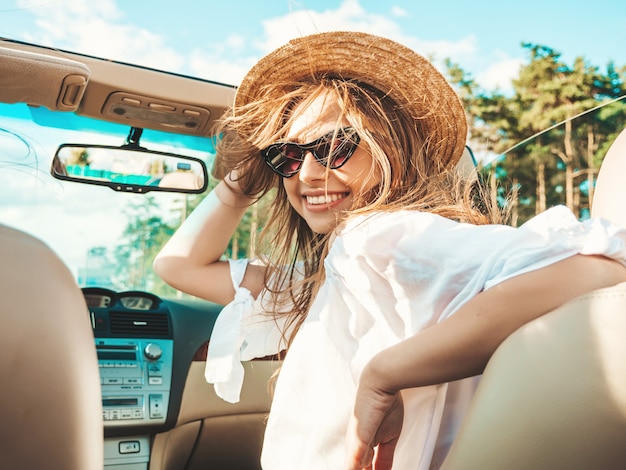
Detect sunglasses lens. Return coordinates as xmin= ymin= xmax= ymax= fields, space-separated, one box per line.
xmin=329 ymin=141 xmax=352 ymax=167
xmin=324 ymin=130 xmax=359 ymax=168
xmin=265 ymin=144 xmax=303 ymax=177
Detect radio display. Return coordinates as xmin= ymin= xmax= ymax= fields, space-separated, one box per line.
xmin=97 ymin=351 xmax=137 ymax=361
xmin=103 ymin=397 xmax=139 ymax=407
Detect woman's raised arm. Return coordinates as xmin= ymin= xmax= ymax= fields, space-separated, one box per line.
xmin=153 ymin=173 xmax=267 ymax=305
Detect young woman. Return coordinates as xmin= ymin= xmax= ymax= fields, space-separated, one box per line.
xmin=154 ymin=31 xmax=626 ymax=469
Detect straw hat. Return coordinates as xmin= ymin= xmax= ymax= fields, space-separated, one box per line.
xmin=235 ymin=31 xmax=468 ymax=169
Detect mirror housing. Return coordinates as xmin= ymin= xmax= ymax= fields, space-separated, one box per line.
xmin=51 ymin=144 xmax=208 ymax=194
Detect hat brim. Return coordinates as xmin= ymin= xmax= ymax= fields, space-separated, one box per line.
xmin=235 ymin=31 xmax=467 ymax=168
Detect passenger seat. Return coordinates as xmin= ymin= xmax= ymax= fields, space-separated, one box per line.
xmin=0 ymin=225 xmax=103 ymax=470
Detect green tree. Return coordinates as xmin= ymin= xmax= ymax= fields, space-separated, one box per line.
xmin=113 ymin=195 xmax=178 ymax=296
xmin=471 ymin=43 xmax=626 ymax=224
xmin=177 ymin=178 xmax=275 ymax=260
xmin=445 ymin=59 xmax=526 ymax=221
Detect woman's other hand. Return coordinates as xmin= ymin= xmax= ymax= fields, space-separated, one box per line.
xmin=345 ymin=363 xmax=404 ymax=470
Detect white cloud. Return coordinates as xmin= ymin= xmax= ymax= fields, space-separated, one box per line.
xmin=258 ymin=0 xmax=403 ymax=53
xmin=188 ymin=49 xmax=252 ymax=86
xmin=0 ymin=171 xmax=124 ymax=275
xmin=251 ymin=0 xmax=478 ymax=75
xmin=405 ymin=35 xmax=479 ymax=67
xmin=476 ymin=56 xmax=524 ymax=93
xmin=390 ymin=6 xmax=409 ymax=18
xmin=16 ymin=0 xmax=184 ymax=72
xmin=187 ymin=32 xmax=257 ymax=85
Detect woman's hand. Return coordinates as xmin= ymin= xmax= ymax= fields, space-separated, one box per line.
xmin=345 ymin=362 xmax=404 ymax=470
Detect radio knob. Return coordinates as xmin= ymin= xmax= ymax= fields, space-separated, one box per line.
xmin=144 ymin=343 xmax=163 ymax=361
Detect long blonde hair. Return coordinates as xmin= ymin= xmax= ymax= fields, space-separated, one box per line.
xmin=215 ymin=77 xmax=506 ymax=348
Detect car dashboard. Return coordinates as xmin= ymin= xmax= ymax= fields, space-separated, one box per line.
xmin=84 ymin=287 xmax=230 ymax=468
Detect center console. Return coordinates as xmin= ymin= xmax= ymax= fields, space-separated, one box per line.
xmin=98 ymin=338 xmax=173 ymax=427
xmin=85 ymin=288 xmax=174 ymax=470
xmin=98 ymin=338 xmax=173 ymax=469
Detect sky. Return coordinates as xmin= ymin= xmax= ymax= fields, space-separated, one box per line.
xmin=2 ymin=0 xmax=626 ymax=94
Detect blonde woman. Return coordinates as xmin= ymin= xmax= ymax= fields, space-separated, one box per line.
xmin=155 ymin=32 xmax=626 ymax=469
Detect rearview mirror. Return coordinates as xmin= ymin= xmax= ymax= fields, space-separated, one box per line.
xmin=51 ymin=144 xmax=208 ymax=194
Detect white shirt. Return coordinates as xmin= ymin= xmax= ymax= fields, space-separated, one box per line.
xmin=206 ymin=206 xmax=626 ymax=469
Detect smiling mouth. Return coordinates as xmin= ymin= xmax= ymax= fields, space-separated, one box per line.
xmin=305 ymin=193 xmax=349 ymax=205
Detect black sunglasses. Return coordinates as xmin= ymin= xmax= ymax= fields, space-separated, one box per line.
xmin=260 ymin=127 xmax=361 ymax=178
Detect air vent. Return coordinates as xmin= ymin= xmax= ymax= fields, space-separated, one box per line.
xmin=109 ymin=311 xmax=171 ymax=338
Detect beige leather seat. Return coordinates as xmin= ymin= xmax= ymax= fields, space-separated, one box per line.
xmin=0 ymin=225 xmax=103 ymax=469
xmin=591 ymin=127 xmax=626 ymax=227
xmin=442 ymin=128 xmax=626 ymax=470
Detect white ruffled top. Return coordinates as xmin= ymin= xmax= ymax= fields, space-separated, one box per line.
xmin=205 ymin=206 xmax=626 ymax=469
xmin=204 ymin=258 xmax=289 ymax=403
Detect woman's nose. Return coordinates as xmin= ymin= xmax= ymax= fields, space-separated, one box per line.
xmin=298 ymin=151 xmax=325 ymax=182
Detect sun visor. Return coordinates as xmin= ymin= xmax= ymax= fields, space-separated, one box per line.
xmin=0 ymin=46 xmax=90 ymax=111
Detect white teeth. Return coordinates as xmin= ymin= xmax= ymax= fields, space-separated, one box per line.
xmin=306 ymin=193 xmax=346 ymax=205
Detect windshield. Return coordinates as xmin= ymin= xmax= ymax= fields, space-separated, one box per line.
xmin=0 ymin=102 xmax=216 ymax=294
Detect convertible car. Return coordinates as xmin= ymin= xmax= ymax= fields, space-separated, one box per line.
xmin=1 ymin=37 xmax=625 ymax=470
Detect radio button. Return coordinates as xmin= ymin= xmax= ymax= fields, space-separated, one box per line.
xmin=104 ymin=378 xmax=123 ymax=385
xmin=149 ymin=394 xmax=164 ymax=419
xmin=144 ymin=343 xmax=163 ymax=361
xmin=119 ymin=440 xmax=141 ymax=454
xmin=148 ymin=377 xmax=163 ymax=385
xmin=124 ymin=377 xmax=143 ymax=385
xmin=147 ymin=363 xmax=162 ymax=376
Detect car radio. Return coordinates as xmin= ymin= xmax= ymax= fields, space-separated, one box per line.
xmin=96 ymin=338 xmax=173 ymax=428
